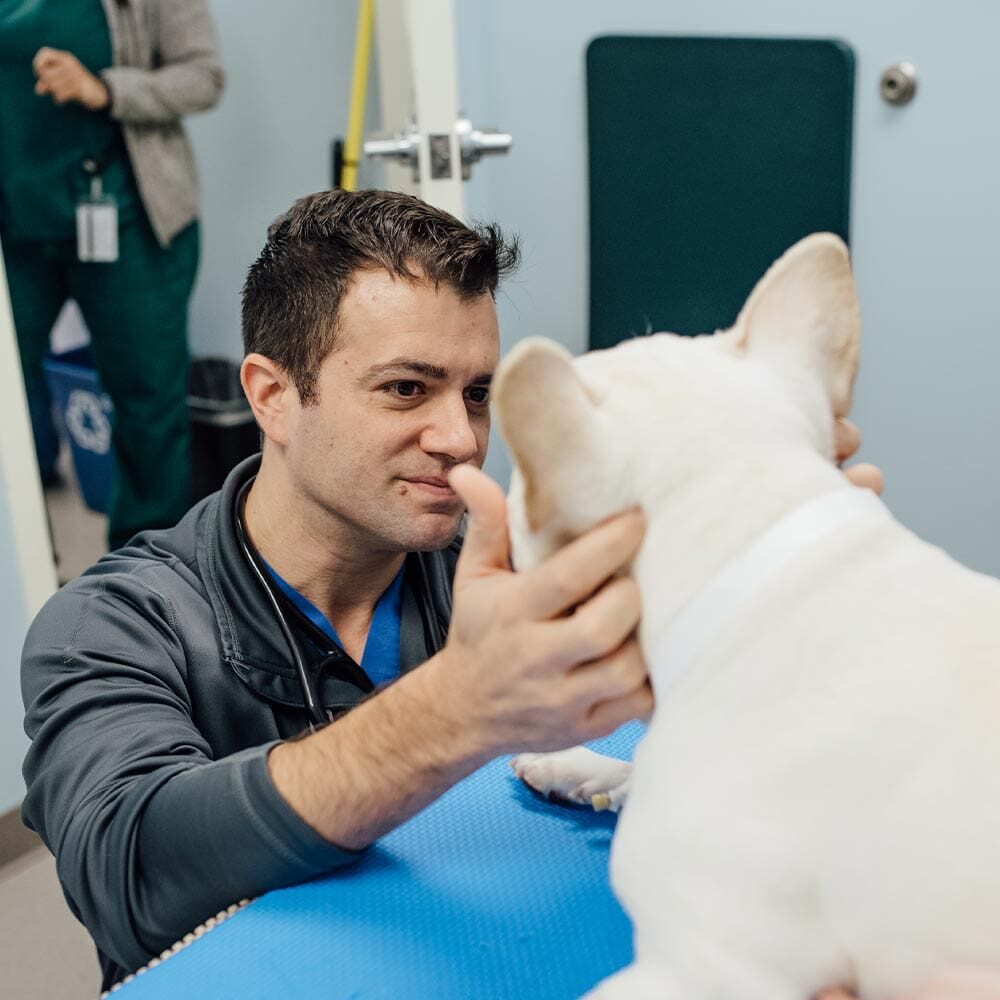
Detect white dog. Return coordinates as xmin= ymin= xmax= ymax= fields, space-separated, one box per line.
xmin=493 ymin=234 xmax=1000 ymax=1000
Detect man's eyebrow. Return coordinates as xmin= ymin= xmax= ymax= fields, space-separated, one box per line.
xmin=361 ymin=359 xmax=448 ymax=381
xmin=359 ymin=359 xmax=493 ymax=383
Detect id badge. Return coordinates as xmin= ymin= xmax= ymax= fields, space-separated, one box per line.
xmin=77 ymin=177 xmax=119 ymax=263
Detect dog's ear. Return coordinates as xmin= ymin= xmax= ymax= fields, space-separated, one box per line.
xmin=494 ymin=337 xmax=601 ymax=532
xmin=731 ymin=233 xmax=860 ymax=418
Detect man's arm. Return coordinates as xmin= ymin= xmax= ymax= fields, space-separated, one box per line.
xmin=21 ymin=578 xmax=355 ymax=976
xmin=269 ymin=421 xmax=878 ymax=849
xmin=21 ymin=466 xmax=646 ymax=974
xmin=268 ymin=464 xmax=652 ymax=849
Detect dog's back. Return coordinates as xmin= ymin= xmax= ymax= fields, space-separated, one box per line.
xmin=616 ymin=510 xmax=1000 ymax=999
xmin=495 ymin=234 xmax=1000 ymax=998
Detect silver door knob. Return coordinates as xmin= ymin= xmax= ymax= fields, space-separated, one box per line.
xmin=455 ymin=116 xmax=513 ymax=179
xmin=880 ymin=63 xmax=917 ymax=106
xmin=364 ymin=117 xmax=512 ymax=181
xmin=363 ymin=121 xmax=422 ymax=178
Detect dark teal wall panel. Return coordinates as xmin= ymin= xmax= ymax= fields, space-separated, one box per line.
xmin=587 ymin=36 xmax=855 ymax=348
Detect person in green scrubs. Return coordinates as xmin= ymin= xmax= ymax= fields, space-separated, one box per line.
xmin=0 ymin=0 xmax=223 ymax=549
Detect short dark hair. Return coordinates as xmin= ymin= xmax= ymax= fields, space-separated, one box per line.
xmin=241 ymin=189 xmax=520 ymax=402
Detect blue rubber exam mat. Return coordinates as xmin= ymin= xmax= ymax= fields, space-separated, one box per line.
xmin=113 ymin=724 xmax=643 ymax=999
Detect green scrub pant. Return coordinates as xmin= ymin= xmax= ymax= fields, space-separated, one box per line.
xmin=3 ymin=217 xmax=198 ymax=550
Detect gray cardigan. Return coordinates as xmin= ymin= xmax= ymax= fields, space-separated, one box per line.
xmin=99 ymin=0 xmax=224 ymax=246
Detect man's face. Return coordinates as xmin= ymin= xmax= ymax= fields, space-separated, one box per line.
xmin=285 ymin=268 xmax=500 ymax=554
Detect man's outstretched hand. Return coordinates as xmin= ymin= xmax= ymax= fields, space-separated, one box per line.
xmin=440 ymin=463 xmax=653 ymax=756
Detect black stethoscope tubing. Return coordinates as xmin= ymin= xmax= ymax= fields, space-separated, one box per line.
xmin=234 ymin=478 xmax=331 ymax=728
xmin=233 ymin=477 xmax=450 ymax=730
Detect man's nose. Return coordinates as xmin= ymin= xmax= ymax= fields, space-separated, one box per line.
xmin=420 ymin=396 xmax=481 ymax=463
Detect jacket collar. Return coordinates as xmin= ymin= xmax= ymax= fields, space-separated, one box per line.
xmin=197 ymin=456 xmax=459 ymax=712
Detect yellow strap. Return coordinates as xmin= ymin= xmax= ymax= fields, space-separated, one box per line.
xmin=341 ymin=0 xmax=375 ymax=191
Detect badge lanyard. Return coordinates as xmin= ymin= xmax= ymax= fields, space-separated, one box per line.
xmin=76 ymin=155 xmax=118 ymax=263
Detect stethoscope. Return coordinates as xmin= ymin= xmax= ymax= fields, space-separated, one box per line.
xmin=233 ymin=477 xmax=449 ymax=729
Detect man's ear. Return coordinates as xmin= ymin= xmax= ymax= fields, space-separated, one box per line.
xmin=493 ymin=337 xmax=602 ymax=532
xmin=730 ymin=233 xmax=860 ymax=418
xmin=240 ymin=353 xmax=296 ymax=447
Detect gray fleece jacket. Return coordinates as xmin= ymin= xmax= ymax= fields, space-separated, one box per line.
xmin=21 ymin=457 xmax=460 ymax=991
xmin=99 ymin=0 xmax=224 ymax=245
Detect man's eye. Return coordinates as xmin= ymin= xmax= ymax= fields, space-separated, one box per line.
xmin=387 ymin=381 xmax=422 ymax=398
xmin=466 ymin=386 xmax=490 ymax=405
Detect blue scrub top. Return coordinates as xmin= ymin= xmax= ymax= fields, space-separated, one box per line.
xmin=265 ymin=563 xmax=405 ymax=688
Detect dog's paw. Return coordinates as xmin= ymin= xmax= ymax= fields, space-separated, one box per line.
xmin=510 ymin=746 xmax=632 ymax=812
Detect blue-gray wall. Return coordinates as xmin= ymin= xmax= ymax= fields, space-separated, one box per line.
xmin=186 ymin=0 xmax=384 ymax=362
xmin=188 ymin=4 xmax=1000 ymax=580
xmin=181 ymin=0 xmax=1000 ymax=572
xmin=454 ymin=0 xmax=1000 ymax=575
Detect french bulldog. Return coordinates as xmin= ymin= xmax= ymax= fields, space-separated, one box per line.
xmin=494 ymin=234 xmax=1000 ymax=999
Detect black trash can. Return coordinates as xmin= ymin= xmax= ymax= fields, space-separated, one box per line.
xmin=188 ymin=357 xmax=260 ymax=503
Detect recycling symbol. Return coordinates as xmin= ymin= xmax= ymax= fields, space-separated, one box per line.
xmin=65 ymin=388 xmax=113 ymax=455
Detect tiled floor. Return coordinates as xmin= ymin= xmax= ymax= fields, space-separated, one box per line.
xmin=0 ymin=450 xmax=108 ymax=997
xmin=0 ymin=848 xmax=103 ymax=998
xmin=45 ymin=449 xmax=108 ymax=583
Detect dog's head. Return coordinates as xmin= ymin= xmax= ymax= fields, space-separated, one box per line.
xmin=493 ymin=233 xmax=860 ymax=570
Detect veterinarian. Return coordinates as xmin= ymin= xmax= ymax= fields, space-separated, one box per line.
xmin=19 ymin=189 xmax=652 ymax=990
xmin=0 ymin=0 xmax=223 ymax=548
xmin=20 ymin=189 xmax=878 ymax=993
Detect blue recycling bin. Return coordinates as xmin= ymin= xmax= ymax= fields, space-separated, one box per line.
xmin=42 ymin=348 xmax=117 ymax=514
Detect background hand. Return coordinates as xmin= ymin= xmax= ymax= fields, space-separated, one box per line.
xmin=33 ymin=47 xmax=109 ymax=110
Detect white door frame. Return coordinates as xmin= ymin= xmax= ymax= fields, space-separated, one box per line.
xmin=403 ymin=0 xmax=465 ymax=217
xmin=0 ymin=238 xmax=57 ymax=617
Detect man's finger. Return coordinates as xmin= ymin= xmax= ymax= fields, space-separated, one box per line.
xmin=844 ymin=462 xmax=884 ymax=495
xmin=582 ymin=676 xmax=653 ymax=739
xmin=571 ymin=637 xmax=648 ymax=702
xmin=834 ymin=417 xmax=861 ymax=464
xmin=448 ymin=464 xmax=511 ymax=580
xmin=548 ymin=575 xmax=641 ymax=665
xmin=518 ymin=508 xmax=645 ymax=621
